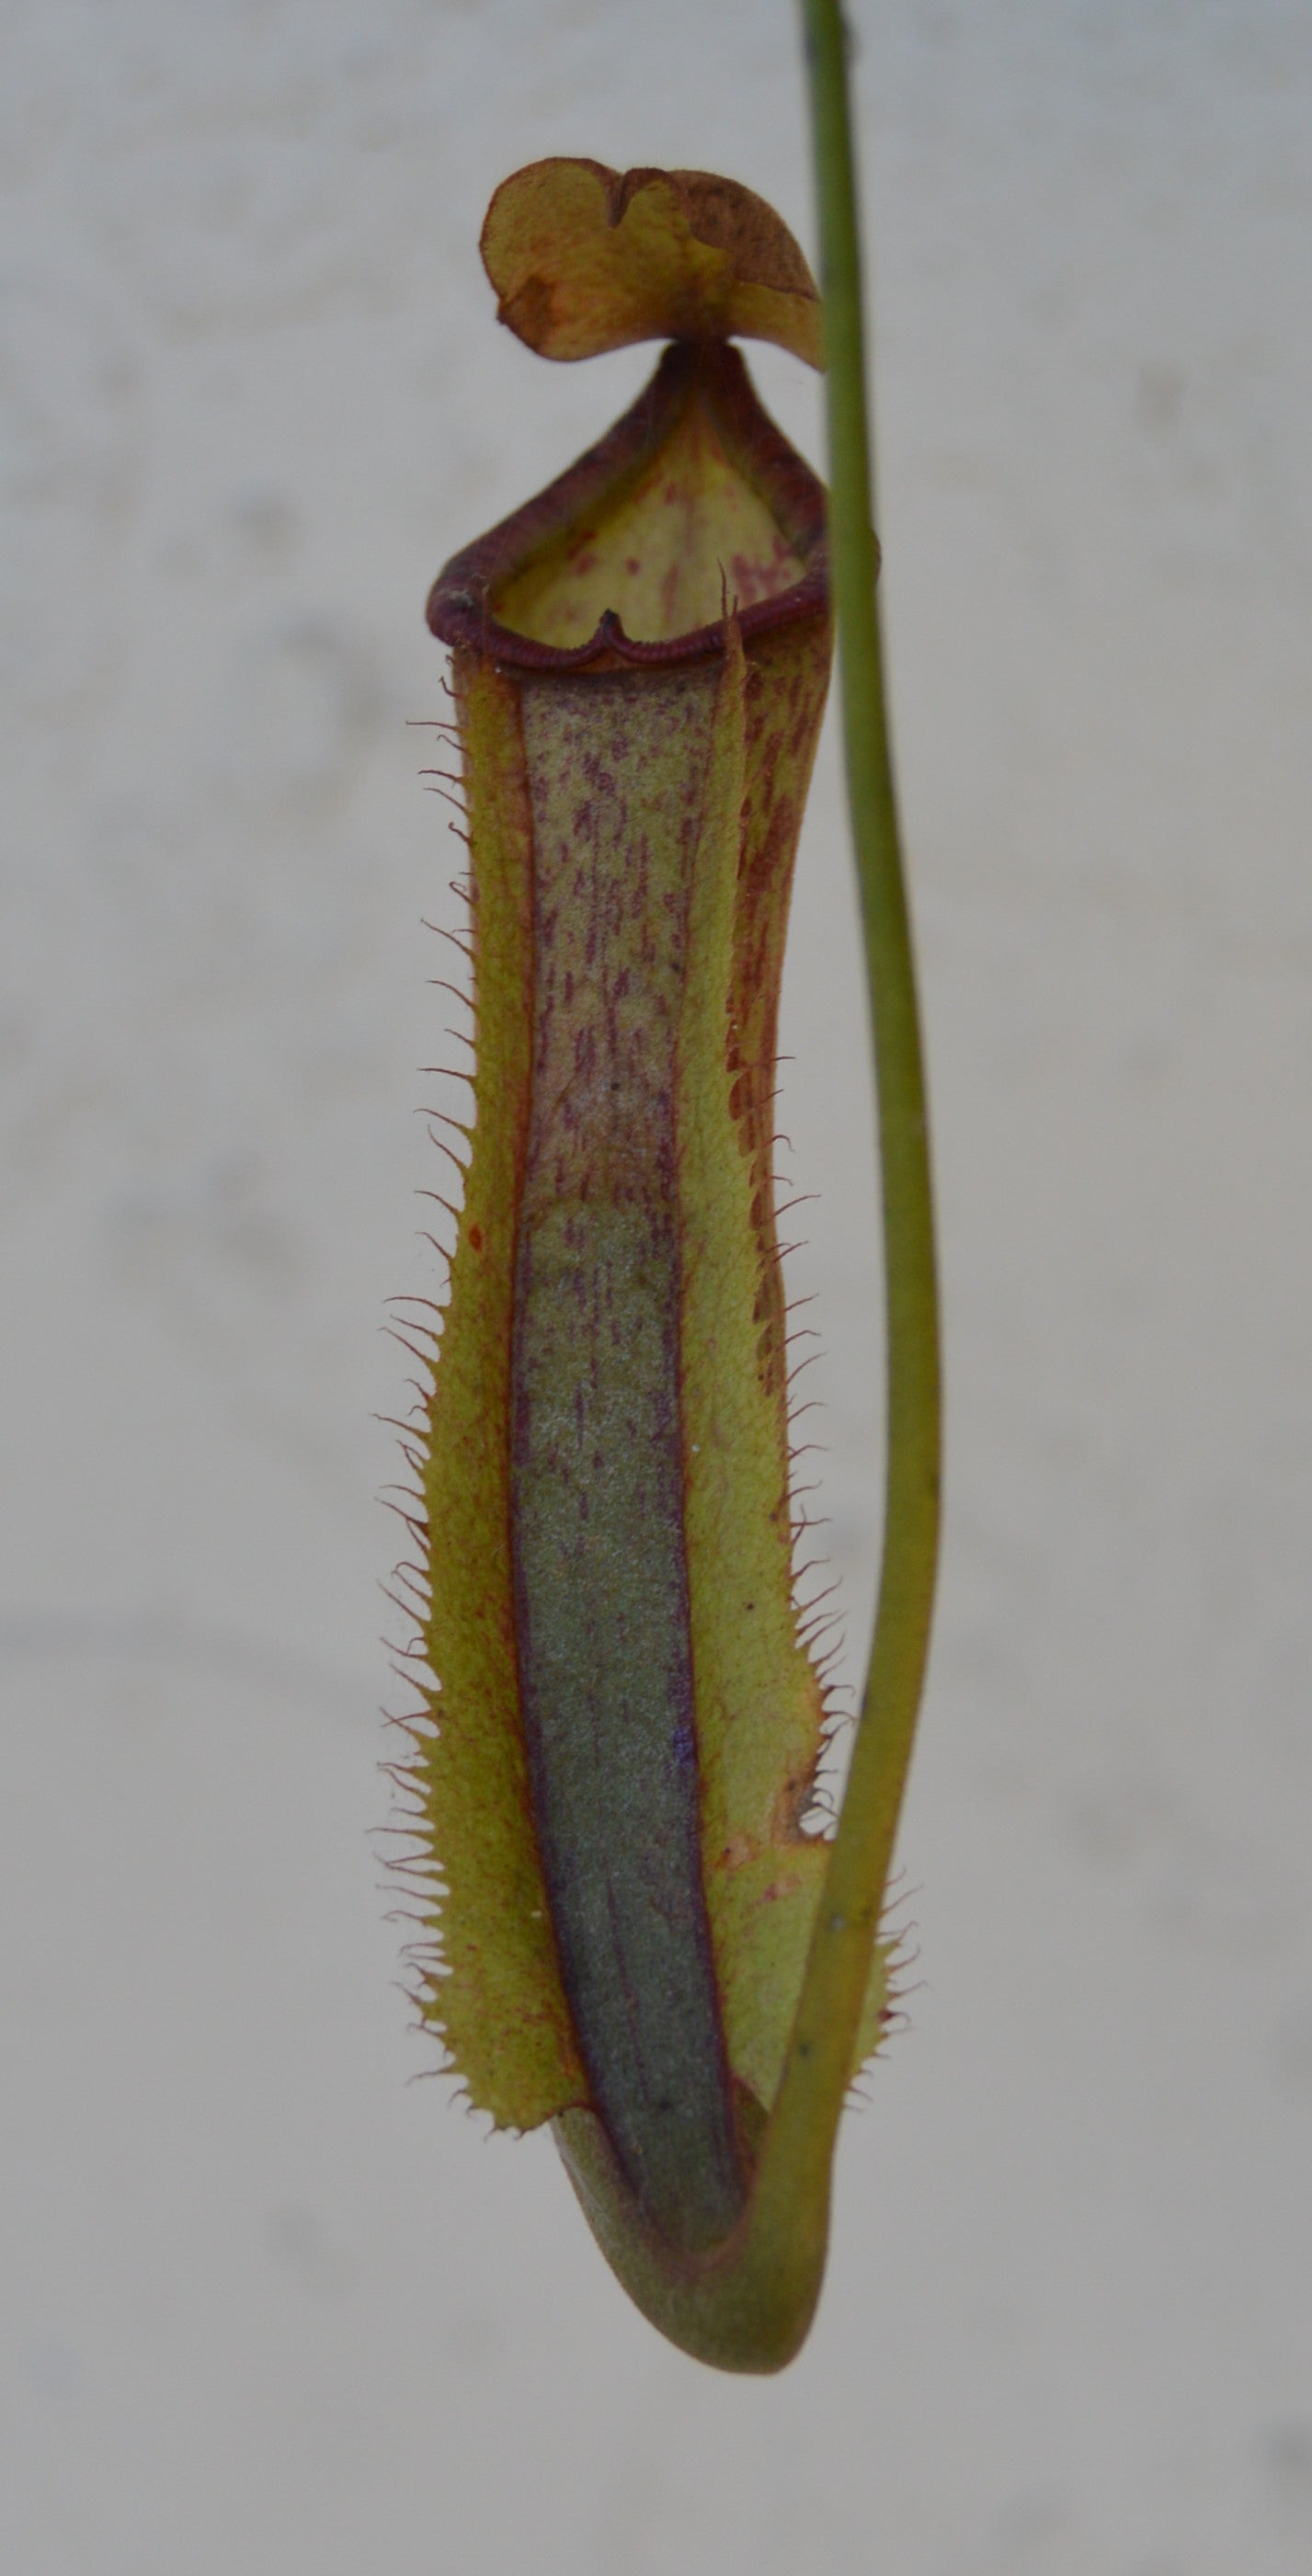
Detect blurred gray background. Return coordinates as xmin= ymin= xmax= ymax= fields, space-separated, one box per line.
xmin=3 ymin=2 xmax=1310 ymax=2570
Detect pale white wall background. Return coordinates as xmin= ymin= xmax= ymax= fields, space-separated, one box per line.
xmin=3 ymin=2 xmax=1310 ymax=2570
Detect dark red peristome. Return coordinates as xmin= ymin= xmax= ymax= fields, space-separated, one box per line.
xmin=428 ymin=338 xmax=828 ymax=673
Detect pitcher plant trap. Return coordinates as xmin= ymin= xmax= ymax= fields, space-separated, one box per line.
xmin=384 ymin=3 xmax=940 ymax=2373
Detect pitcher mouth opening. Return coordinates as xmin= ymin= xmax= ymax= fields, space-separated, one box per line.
xmin=428 ymin=338 xmax=830 ymax=675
